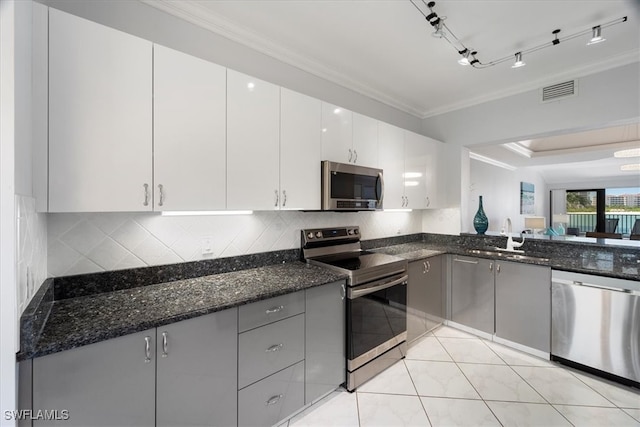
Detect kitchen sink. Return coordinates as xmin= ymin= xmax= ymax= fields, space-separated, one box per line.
xmin=466 ymin=249 xmax=549 ymax=263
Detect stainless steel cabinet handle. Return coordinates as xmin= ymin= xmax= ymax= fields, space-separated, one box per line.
xmin=143 ymin=183 xmax=149 ymax=206
xmin=406 ymin=197 xmax=409 ymax=207
xmin=158 ymin=184 xmax=164 ymax=207
xmin=341 ymin=283 xmax=346 ymax=300
xmin=353 ymin=150 xmax=358 ymax=163
xmin=489 ymin=262 xmax=493 ymax=271
xmin=161 ymin=331 xmax=168 ymax=358
xmin=282 ymin=190 xmax=287 ymax=207
xmin=496 ymin=264 xmax=501 ymax=274
xmin=453 ymin=258 xmax=479 ymax=264
xmin=265 ymin=305 xmax=284 ymax=314
xmin=274 ymin=189 xmax=279 ymax=207
xmin=266 ymin=343 xmax=284 ymax=353
xmin=348 ymin=148 xmax=353 ymax=162
xmin=266 ymin=394 xmax=283 ymax=406
xmin=426 ymin=196 xmax=430 ymax=207
xmin=144 ymin=336 xmax=151 ymax=363
xmin=425 ymin=260 xmax=431 ymax=272
xmin=423 ymin=261 xmax=427 ymax=274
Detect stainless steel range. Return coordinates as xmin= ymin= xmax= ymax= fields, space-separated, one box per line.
xmin=301 ymin=226 xmax=408 ymax=391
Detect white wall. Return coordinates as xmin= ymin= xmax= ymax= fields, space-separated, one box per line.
xmin=469 ymin=160 xmax=548 ymax=234
xmin=421 ymin=62 xmax=640 ymax=231
xmin=47 ymin=210 xmax=422 ymax=277
xmin=0 ymin=0 xmax=18 ymax=420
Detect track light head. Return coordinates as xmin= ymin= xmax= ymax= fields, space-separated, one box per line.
xmin=587 ymin=25 xmax=606 ymax=45
xmin=511 ymin=52 xmax=526 ymax=68
xmin=457 ymin=49 xmax=471 ymax=65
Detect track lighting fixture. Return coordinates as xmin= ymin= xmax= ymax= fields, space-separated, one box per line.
xmin=409 ymin=0 xmax=628 ymax=69
xmin=511 ymin=52 xmax=526 ymax=68
xmin=587 ymin=25 xmax=606 ymax=45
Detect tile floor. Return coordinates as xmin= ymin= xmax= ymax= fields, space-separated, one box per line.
xmin=284 ymin=326 xmax=640 ymax=426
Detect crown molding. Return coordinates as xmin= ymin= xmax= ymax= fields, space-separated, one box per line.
xmin=141 ymin=0 xmax=425 ymax=117
xmin=142 ymin=1 xmax=638 ymax=121
xmin=420 ymin=50 xmax=640 ymax=118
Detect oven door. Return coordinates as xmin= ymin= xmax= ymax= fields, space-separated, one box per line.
xmin=347 ymin=273 xmax=408 ymax=370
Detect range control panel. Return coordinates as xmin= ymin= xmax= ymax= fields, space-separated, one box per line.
xmin=301 ymin=226 xmax=360 ymax=245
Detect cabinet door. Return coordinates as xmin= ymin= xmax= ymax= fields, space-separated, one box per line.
xmin=321 ymin=102 xmax=353 ymax=163
xmin=408 ymin=260 xmax=429 ymax=343
xmin=227 ymin=70 xmax=280 ymax=210
xmin=156 ymin=309 xmax=238 ymax=427
xmin=352 ymin=113 xmax=378 ymax=167
xmin=378 ymin=122 xmax=405 ymax=208
xmin=280 ymin=88 xmax=322 ymax=210
xmin=423 ymin=256 xmax=444 ymax=329
xmin=33 ymin=330 xmax=155 ymax=426
xmin=403 ymin=131 xmax=429 ymax=209
xmin=153 ymin=45 xmax=226 ymax=211
xmin=496 ymin=262 xmax=551 ymax=352
xmin=451 ymin=256 xmax=494 ymax=334
xmin=305 ymin=281 xmax=346 ymax=404
xmin=423 ymin=136 xmax=443 ymax=209
xmin=48 ymin=9 xmax=152 ymax=212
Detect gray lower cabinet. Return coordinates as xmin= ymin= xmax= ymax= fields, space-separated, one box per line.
xmin=238 ymin=313 xmax=305 ymax=389
xmin=238 ymin=361 xmax=305 ymax=427
xmin=33 ymin=330 xmax=156 ymax=427
xmin=407 ymin=256 xmax=444 ymax=343
xmin=32 ymin=309 xmax=238 ymax=427
xmin=156 ymin=309 xmax=238 ymax=427
xmin=451 ymin=256 xmax=494 ymax=334
xmin=495 ymin=261 xmax=551 ymax=352
xmin=305 ymin=281 xmax=345 ymax=404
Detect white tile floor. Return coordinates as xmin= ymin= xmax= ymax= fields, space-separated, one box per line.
xmin=284 ymin=326 xmax=640 ymax=427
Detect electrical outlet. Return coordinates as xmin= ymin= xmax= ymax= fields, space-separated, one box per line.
xmin=201 ymin=237 xmax=214 ymax=255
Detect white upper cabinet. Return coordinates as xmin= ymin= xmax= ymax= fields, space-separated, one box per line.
xmin=227 ymin=70 xmax=280 ymax=210
xmin=352 ymin=113 xmax=379 ymax=167
xmin=378 ymin=122 xmax=405 ymax=209
xmin=321 ymin=102 xmax=353 ymax=164
xmin=48 ymin=9 xmax=152 ymax=212
xmin=280 ymin=89 xmax=322 ymax=210
xmin=404 ymin=131 xmax=430 ymax=209
xmin=153 ymin=45 xmax=226 ymax=211
xmin=321 ymin=104 xmax=378 ymax=167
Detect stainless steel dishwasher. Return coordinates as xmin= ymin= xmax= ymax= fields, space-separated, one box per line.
xmin=551 ymin=270 xmax=640 ymax=385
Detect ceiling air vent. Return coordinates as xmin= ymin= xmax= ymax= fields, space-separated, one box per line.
xmin=541 ymin=80 xmax=576 ymax=102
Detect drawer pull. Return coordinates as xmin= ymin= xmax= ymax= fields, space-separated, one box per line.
xmin=266 ymin=394 xmax=283 ymax=406
xmin=265 ymin=305 xmax=284 ymax=314
xmin=266 ymin=343 xmax=284 ymax=353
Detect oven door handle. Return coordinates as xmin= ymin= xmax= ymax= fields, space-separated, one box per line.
xmin=348 ymin=274 xmax=408 ymax=299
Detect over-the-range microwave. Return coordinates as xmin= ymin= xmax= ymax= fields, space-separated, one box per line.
xmin=321 ymin=161 xmax=384 ymax=211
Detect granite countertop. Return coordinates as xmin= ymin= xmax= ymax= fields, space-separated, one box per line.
xmin=18 ymin=262 xmax=346 ymax=361
xmin=372 ymin=242 xmax=640 ymax=280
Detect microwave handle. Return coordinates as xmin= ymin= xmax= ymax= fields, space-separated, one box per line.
xmin=377 ymin=172 xmax=384 ymax=206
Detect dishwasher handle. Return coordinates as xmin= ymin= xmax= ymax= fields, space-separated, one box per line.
xmin=554 ymin=278 xmax=636 ymax=295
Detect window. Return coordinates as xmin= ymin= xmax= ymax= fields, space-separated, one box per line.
xmin=565 ymin=187 xmax=640 ymax=235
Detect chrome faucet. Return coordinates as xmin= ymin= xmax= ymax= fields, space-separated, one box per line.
xmin=500 ymin=217 xmax=525 ymax=252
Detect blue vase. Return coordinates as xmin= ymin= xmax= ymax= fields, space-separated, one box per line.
xmin=473 ymin=196 xmax=489 ymax=234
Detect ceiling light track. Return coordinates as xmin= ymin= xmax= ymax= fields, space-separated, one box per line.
xmin=410 ymin=0 xmax=628 ymax=69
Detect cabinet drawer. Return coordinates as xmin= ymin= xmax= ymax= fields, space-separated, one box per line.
xmin=238 ymin=314 xmax=305 ymax=389
xmin=239 ymin=291 xmax=305 ymax=332
xmin=238 ymin=361 xmax=305 ymax=427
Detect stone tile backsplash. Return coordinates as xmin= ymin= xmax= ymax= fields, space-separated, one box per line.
xmin=16 ymin=195 xmax=48 ymax=314
xmin=47 ymin=210 xmax=422 ymax=277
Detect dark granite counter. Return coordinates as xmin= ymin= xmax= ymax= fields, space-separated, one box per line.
xmin=370 ymin=235 xmax=640 ymax=281
xmin=19 ymin=231 xmax=638 ymax=362
xmin=18 ymin=262 xmax=345 ymax=361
